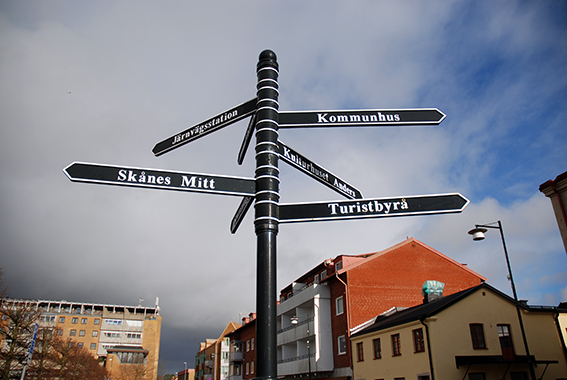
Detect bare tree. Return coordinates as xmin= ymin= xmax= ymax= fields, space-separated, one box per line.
xmin=0 ymin=298 xmax=40 ymax=379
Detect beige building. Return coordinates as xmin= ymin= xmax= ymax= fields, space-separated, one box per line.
xmin=350 ymin=283 xmax=567 ymax=380
xmin=2 ymin=298 xmax=162 ymax=380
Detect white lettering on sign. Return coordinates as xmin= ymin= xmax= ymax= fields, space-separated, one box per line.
xmin=181 ymin=176 xmax=216 ymax=189
xmin=327 ymin=199 xmax=409 ymax=215
xmin=117 ymin=170 xmax=171 ymax=185
xmin=172 ymin=110 xmax=238 ymax=145
xmin=282 ymin=146 xmax=357 ymax=198
xmin=282 ymin=146 xmax=328 ymax=181
xmin=317 ymin=112 xmax=401 ymax=124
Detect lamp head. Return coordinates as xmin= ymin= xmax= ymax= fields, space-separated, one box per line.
xmin=468 ymin=227 xmax=487 ymax=241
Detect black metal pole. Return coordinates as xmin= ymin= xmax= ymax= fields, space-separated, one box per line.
xmin=476 ymin=221 xmax=537 ymax=380
xmin=254 ymin=50 xmax=279 ymax=380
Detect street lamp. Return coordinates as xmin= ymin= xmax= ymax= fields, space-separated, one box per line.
xmin=468 ymin=220 xmax=536 ymax=380
xmin=184 ymin=361 xmax=187 ymax=380
xmin=290 ymin=315 xmax=312 ymax=380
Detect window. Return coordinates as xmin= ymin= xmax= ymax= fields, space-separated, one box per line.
xmin=57 ymin=329 xmax=63 ymax=336
xmin=70 ymin=329 xmax=76 ymax=336
xmin=356 ymin=342 xmax=364 ymax=361
xmin=314 ymin=274 xmax=319 ymax=284
xmin=251 ymin=338 xmax=254 ymax=350
xmin=498 ymin=324 xmax=515 ymax=360
xmin=338 ymin=335 xmax=346 ymax=355
xmin=321 ymin=270 xmax=327 ymax=280
xmin=335 ymin=261 xmax=343 ymax=270
xmin=94 ymin=319 xmax=100 ymax=325
xmin=79 ymin=330 xmax=85 ymax=337
xmin=391 ymin=334 xmax=401 ymax=356
xmin=92 ymin=331 xmax=98 ymax=337
xmin=105 ymin=319 xmax=122 ymax=326
xmin=78 ymin=342 xmax=83 ymax=348
xmin=246 ymin=340 xmax=250 ymax=352
xmin=59 ymin=317 xmax=65 ymax=323
xmin=90 ymin=343 xmax=96 ymax=350
xmin=336 ymin=296 xmax=344 ymax=315
xmin=72 ymin=317 xmax=78 ymax=324
xmin=251 ymin=361 xmax=254 ymax=374
xmin=413 ymin=328 xmax=425 ymax=353
xmin=372 ymin=338 xmax=381 ymax=359
xmin=470 ymin=324 xmax=486 ymax=349
xmin=81 ymin=318 xmax=87 ymax=324
xmin=246 ymin=362 xmax=249 ymax=375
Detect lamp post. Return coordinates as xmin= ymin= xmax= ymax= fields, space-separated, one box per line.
xmin=468 ymin=220 xmax=536 ymax=380
xmin=184 ymin=361 xmax=187 ymax=380
xmin=291 ymin=315 xmax=312 ymax=380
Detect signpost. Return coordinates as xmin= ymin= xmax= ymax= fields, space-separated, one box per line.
xmin=64 ymin=50 xmax=463 ymax=380
xmin=279 ymin=193 xmax=469 ymax=223
xmin=64 ymin=162 xmax=255 ymax=197
xmin=279 ymin=108 xmax=445 ymax=128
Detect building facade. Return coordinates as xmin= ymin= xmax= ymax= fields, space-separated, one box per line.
xmin=350 ymin=283 xmax=567 ymax=380
xmin=227 ymin=313 xmax=257 ymax=380
xmin=1 ymin=298 xmax=161 ymax=379
xmin=266 ymin=237 xmax=486 ymax=380
xmin=540 ymin=170 xmax=567 ymax=254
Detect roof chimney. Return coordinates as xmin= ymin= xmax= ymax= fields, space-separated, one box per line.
xmin=422 ymin=280 xmax=445 ymax=303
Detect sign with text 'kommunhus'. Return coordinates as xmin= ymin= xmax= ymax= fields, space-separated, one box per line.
xmin=279 ymin=108 xmax=445 ymax=128
xmin=64 ymin=162 xmax=255 ymax=197
xmin=279 ymin=193 xmax=469 ymax=223
xmin=277 ymin=141 xmax=363 ymax=199
xmin=153 ymin=98 xmax=257 ymax=156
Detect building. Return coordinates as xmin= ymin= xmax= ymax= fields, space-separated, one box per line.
xmin=540 ymin=170 xmax=567 ymax=254
xmin=214 ymin=321 xmax=242 ymax=380
xmin=177 ymin=368 xmax=196 ymax=380
xmin=350 ymin=282 xmax=567 ymax=380
xmin=1 ymin=298 xmax=161 ymax=379
xmin=195 ymin=339 xmax=217 ymax=380
xmin=194 ymin=321 xmax=242 ymax=380
xmin=227 ymin=313 xmax=257 ymax=380
xmin=229 ymin=237 xmax=485 ymax=380
xmin=229 ymin=313 xmax=257 ymax=380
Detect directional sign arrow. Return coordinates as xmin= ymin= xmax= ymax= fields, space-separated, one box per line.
xmin=64 ymin=162 xmax=255 ymax=197
xmin=231 ymin=196 xmax=254 ymax=234
xmin=153 ymin=98 xmax=257 ymax=156
xmin=279 ymin=108 xmax=445 ymax=128
xmin=279 ymin=193 xmax=469 ymax=223
xmin=277 ymin=141 xmax=363 ymax=199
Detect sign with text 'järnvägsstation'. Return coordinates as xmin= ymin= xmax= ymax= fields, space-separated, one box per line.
xmin=64 ymin=162 xmax=255 ymax=197
xmin=279 ymin=108 xmax=445 ymax=128
xmin=152 ymin=98 xmax=257 ymax=156
xmin=279 ymin=193 xmax=469 ymax=223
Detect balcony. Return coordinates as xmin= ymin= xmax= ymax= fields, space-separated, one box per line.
xmin=229 ymin=350 xmax=243 ymax=362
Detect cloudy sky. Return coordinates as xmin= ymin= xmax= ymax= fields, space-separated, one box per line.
xmin=1 ymin=0 xmax=566 ymax=375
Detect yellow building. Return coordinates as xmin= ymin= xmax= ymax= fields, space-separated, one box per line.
xmin=350 ymin=283 xmax=567 ymax=380
xmin=3 ymin=298 xmax=162 ymax=380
